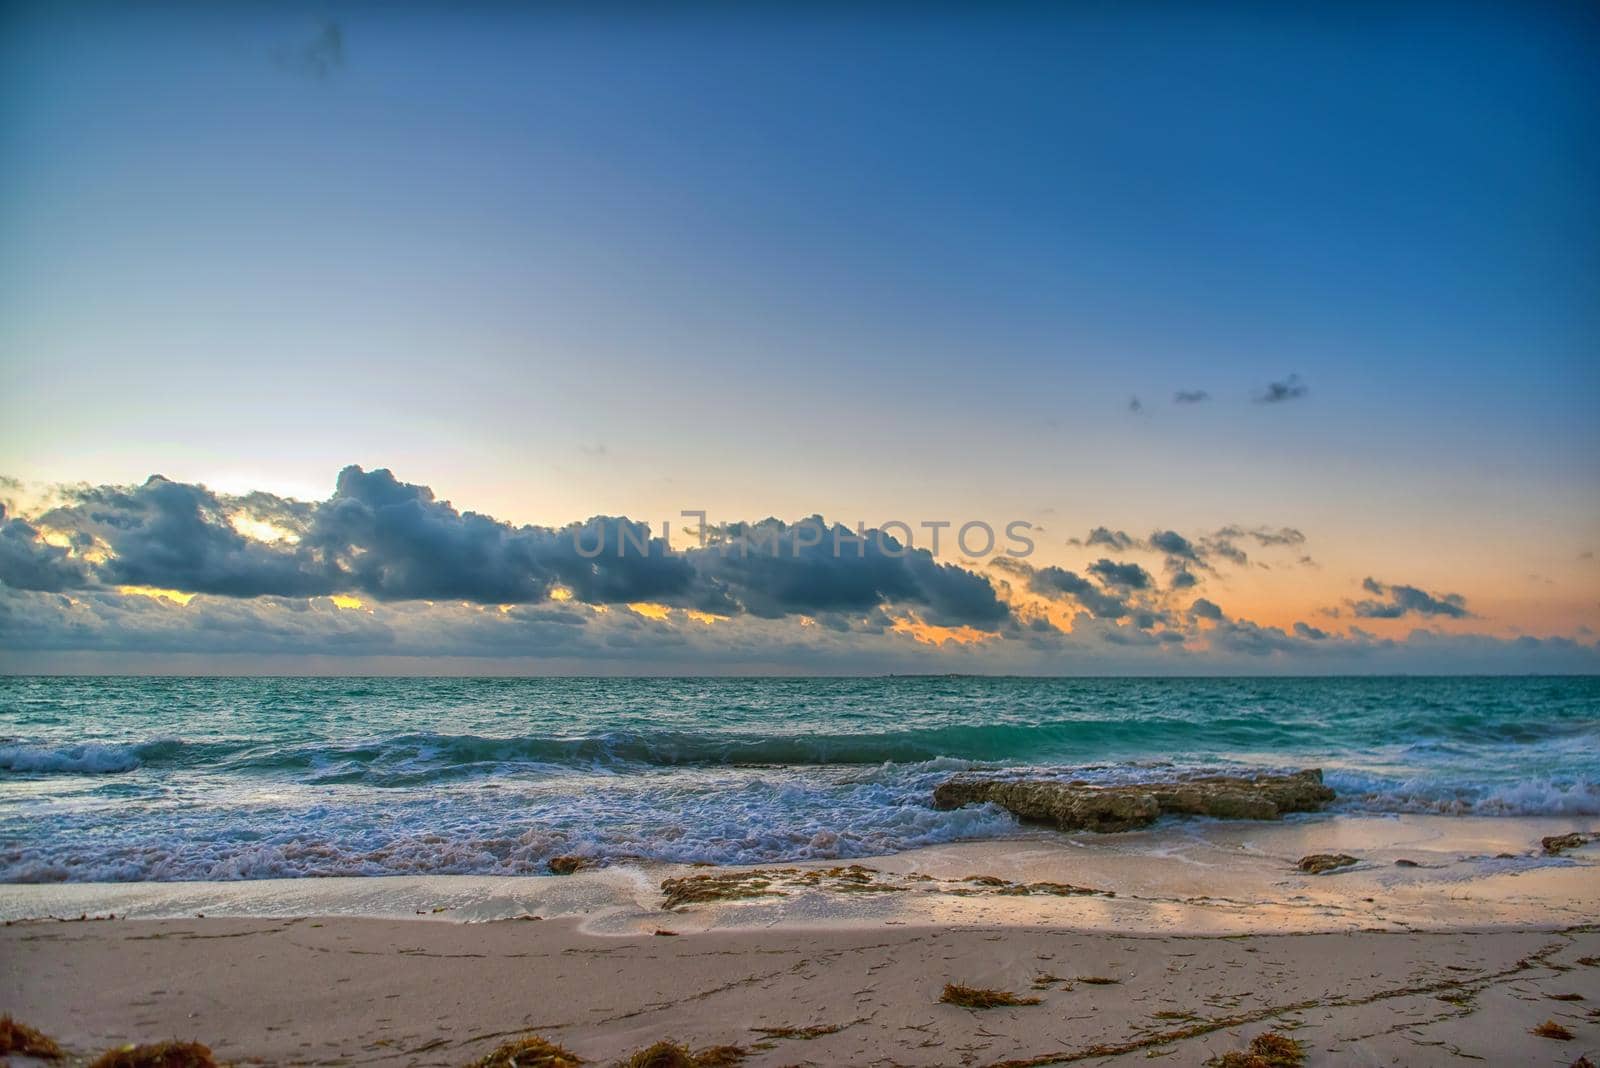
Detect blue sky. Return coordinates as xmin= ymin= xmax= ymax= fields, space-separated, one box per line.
xmin=2 ymin=2 xmax=1597 ymax=672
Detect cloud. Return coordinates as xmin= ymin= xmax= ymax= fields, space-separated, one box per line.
xmin=693 ymin=517 xmax=1010 ymax=628
xmin=1208 ymin=617 xmax=1306 ymax=655
xmin=1217 ymin=525 xmax=1307 ymax=549
xmin=1127 ymin=395 xmax=1144 ymax=414
xmin=1148 ymin=530 xmax=1200 ymax=562
xmin=0 ymin=505 xmax=92 ymax=592
xmin=1063 ymin=524 xmax=1311 ymax=585
xmin=1350 ymin=577 xmax=1472 ymax=619
xmin=1080 ymin=527 xmax=1136 ymax=551
xmin=43 ymin=476 xmax=336 ymax=599
xmin=1027 ymin=566 xmax=1129 ymax=620
xmin=1086 ymin=558 xmax=1153 ymax=590
xmin=1254 ymin=374 xmax=1308 ymax=404
xmin=8 ymin=467 xmax=1012 ymax=631
xmin=274 ymin=19 xmax=344 ymax=80
xmin=1199 ymin=533 xmax=1249 ymax=566
xmin=6 ymin=467 xmax=1593 ymax=675
xmin=1173 ymin=390 xmax=1210 ymax=404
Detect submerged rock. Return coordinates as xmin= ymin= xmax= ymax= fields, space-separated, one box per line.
xmin=931 ymin=769 xmax=1334 ymax=833
xmin=1296 ymin=853 xmax=1358 ymax=874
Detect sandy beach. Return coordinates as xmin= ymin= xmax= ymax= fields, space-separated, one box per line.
xmin=4 ymin=816 xmax=1597 ymax=1066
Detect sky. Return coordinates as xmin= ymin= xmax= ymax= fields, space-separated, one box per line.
xmin=1 ymin=1 xmax=1597 ymax=674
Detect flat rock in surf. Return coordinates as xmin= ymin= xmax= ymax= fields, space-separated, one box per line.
xmin=931 ymin=769 xmax=1336 ymax=832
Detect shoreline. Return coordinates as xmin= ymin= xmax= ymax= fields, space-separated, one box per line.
xmin=5 ymin=814 xmax=1596 ymax=1065
xmin=4 ymin=813 xmax=1595 ymax=934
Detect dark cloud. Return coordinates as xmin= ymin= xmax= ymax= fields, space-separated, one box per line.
xmin=1027 ymin=566 xmax=1129 ymax=619
xmin=1080 ymin=527 xmax=1136 ymax=551
xmin=1293 ymin=621 xmax=1330 ymax=640
xmin=1351 ymin=577 xmax=1471 ymax=619
xmin=1199 ymin=533 xmax=1249 ymax=566
xmin=1254 ymin=374 xmax=1308 ymax=404
xmin=7 ymin=467 xmax=1011 ymax=630
xmin=1189 ymin=598 xmax=1224 ymax=621
xmin=693 ymin=517 xmax=1009 ymax=628
xmin=1087 ymin=558 xmax=1153 ymax=590
xmin=0 ymin=505 xmax=92 ymax=592
xmin=1173 ymin=390 xmax=1210 ymax=404
xmin=45 ymin=476 xmax=337 ymax=598
xmin=1168 ymin=568 xmax=1198 ymax=590
xmin=1127 ymin=395 xmax=1144 ymax=414
xmin=1209 ymin=617 xmax=1305 ymax=655
xmin=1148 ymin=530 xmax=1200 ymax=562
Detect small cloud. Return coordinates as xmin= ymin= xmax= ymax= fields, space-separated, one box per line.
xmin=1189 ymin=598 xmax=1223 ymax=621
xmin=1127 ymin=395 xmax=1144 ymax=414
xmin=275 ymin=19 xmax=344 ymax=80
xmin=1077 ymin=527 xmax=1135 ymax=551
xmin=1149 ymin=529 xmax=1200 ymax=562
xmin=1173 ymin=390 xmax=1209 ymax=405
xmin=1350 ymin=576 xmax=1471 ymax=619
xmin=1254 ymin=374 xmax=1308 ymax=404
xmin=1087 ymin=558 xmax=1153 ymax=590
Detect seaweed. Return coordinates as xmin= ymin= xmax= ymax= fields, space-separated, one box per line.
xmin=465 ymin=1035 xmax=584 ymax=1067
xmin=940 ymin=983 xmax=1042 ymax=1008
xmin=1206 ymin=1032 xmax=1305 ymax=1068
xmin=1023 ymin=882 xmax=1113 ymax=898
xmin=659 ymin=873 xmax=782 ymax=910
xmin=621 ymin=1040 xmax=747 ymax=1067
xmin=752 ymin=1024 xmax=846 ymax=1040
xmin=1531 ymin=1019 xmax=1575 ymax=1041
xmin=1076 ymin=976 xmax=1120 ymax=985
xmin=87 ymin=1041 xmax=218 ymax=1068
xmin=0 ymin=1016 xmax=64 ymax=1060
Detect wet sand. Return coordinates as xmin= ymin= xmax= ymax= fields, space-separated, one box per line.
xmin=3 ymin=815 xmax=1597 ymax=1066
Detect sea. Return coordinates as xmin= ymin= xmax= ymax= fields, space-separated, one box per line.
xmin=1 ymin=675 xmax=1595 ymax=883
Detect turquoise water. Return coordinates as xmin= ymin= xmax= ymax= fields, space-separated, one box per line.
xmin=1 ymin=676 xmax=1595 ymax=882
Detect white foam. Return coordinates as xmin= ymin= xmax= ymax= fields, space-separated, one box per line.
xmin=0 ymin=742 xmax=142 ymax=775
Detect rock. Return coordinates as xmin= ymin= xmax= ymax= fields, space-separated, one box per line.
xmin=547 ymin=855 xmax=594 ymax=875
xmin=931 ymin=769 xmax=1334 ymax=833
xmin=1297 ymin=853 xmax=1358 ymax=874
xmin=1541 ymin=832 xmax=1599 ymax=856
xmin=1394 ymin=858 xmax=1420 ymax=867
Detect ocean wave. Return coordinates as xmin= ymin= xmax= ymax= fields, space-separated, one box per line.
xmin=0 ymin=720 xmax=1316 ymax=780
xmin=0 ymin=742 xmax=144 ymax=775
xmin=1327 ymin=771 xmax=1600 ymax=817
xmin=0 ymin=773 xmax=1021 ymax=882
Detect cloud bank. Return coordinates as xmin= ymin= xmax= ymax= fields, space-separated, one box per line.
xmin=1 ymin=466 xmax=1593 ymax=674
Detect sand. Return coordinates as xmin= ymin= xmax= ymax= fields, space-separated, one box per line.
xmin=3 ymin=815 xmax=1597 ymax=1066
